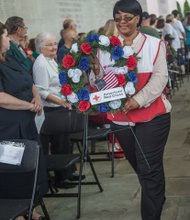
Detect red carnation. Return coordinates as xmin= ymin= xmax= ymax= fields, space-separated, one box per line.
xmin=78 ymin=100 xmax=91 ymax=112
xmin=80 ymin=42 xmax=92 ymax=55
xmin=110 ymin=36 xmax=121 ymax=46
xmin=126 ymin=55 xmax=138 ymax=70
xmin=62 ymin=55 xmax=76 ymax=69
xmin=61 ymin=84 xmax=72 ymax=96
xmin=116 ymin=74 xmax=127 ymax=86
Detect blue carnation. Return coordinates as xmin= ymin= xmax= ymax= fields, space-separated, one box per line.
xmin=112 ymin=46 xmax=124 ymax=60
xmin=98 ymin=104 xmax=110 ymax=113
xmin=59 ymin=71 xmax=67 ymax=85
xmin=78 ymin=56 xmax=90 ymax=71
xmin=128 ymin=71 xmax=138 ymax=84
xmin=77 ymin=88 xmax=90 ymax=101
xmin=87 ymin=34 xmax=99 ymax=42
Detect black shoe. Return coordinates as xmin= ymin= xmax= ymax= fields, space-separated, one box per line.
xmin=55 ymin=179 xmax=76 ymax=189
xmin=69 ymin=173 xmax=86 ymax=181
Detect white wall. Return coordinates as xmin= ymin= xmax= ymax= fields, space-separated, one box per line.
xmin=146 ymin=1 xmax=159 ymax=15
xmin=146 ymin=0 xmax=177 ymax=16
xmin=0 ymin=0 xmax=178 ymax=40
xmin=0 ymin=0 xmax=118 ymax=40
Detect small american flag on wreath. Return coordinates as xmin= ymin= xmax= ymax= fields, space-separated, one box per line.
xmin=95 ymin=70 xmax=118 ymax=91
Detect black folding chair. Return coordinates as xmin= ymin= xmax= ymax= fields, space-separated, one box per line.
xmin=0 ymin=139 xmax=50 ymax=220
xmin=70 ymin=126 xmax=117 ymax=177
xmin=40 ymin=110 xmax=103 ymax=219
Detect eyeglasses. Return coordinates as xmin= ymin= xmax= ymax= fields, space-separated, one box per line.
xmin=44 ymin=42 xmax=57 ymax=47
xmin=19 ymin=26 xmax=28 ymax=30
xmin=115 ymin=15 xmax=136 ymax=23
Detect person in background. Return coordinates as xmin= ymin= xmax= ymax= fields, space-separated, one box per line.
xmin=156 ymin=17 xmax=173 ymax=39
xmin=164 ymin=34 xmax=177 ymax=65
xmin=102 ymin=19 xmax=118 ymax=37
xmin=20 ymin=35 xmax=30 ymax=51
xmin=171 ymin=9 xmax=186 ymax=47
xmin=150 ymin=13 xmax=157 ymax=28
xmin=78 ymin=32 xmax=87 ymax=40
xmin=183 ymin=11 xmax=190 ymax=72
xmin=20 ymin=35 xmax=34 ymax=61
xmin=57 ymin=18 xmax=77 ymax=51
xmin=28 ymin=38 xmax=39 ymax=60
xmin=5 ymin=16 xmax=33 ymax=75
xmin=98 ymin=26 xmax=104 ymax=35
xmin=183 ymin=12 xmax=190 ymax=51
xmin=98 ymin=0 xmax=171 ymax=219
xmin=140 ymin=11 xmax=160 ymax=38
xmin=0 ymin=21 xmax=46 ymax=220
xmin=33 ymin=32 xmax=85 ymax=189
xmin=165 ymin=14 xmax=181 ymax=52
xmin=57 ymin=29 xmax=78 ymax=64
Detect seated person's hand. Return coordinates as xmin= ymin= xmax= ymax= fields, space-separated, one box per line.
xmin=60 ymin=99 xmax=72 ymax=110
xmin=31 ymin=95 xmax=43 ymax=114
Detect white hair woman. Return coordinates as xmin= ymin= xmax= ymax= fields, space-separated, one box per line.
xmin=34 ymin=32 xmax=70 ymax=108
xmin=33 ymin=32 xmax=84 ymax=189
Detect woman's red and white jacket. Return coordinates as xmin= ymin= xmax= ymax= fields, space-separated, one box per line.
xmin=98 ymin=32 xmax=172 ymax=124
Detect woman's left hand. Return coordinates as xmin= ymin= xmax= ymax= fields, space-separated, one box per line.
xmin=60 ymin=99 xmax=72 ymax=110
xmin=123 ymin=97 xmax=140 ymax=113
xmin=31 ymin=95 xmax=43 ymax=115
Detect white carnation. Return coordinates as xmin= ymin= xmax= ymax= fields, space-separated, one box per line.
xmin=125 ymin=82 xmax=136 ymax=95
xmin=68 ymin=69 xmax=75 ymax=78
xmin=71 ymin=68 xmax=82 ymax=83
xmin=115 ymin=66 xmax=128 ymax=75
xmin=122 ymin=46 xmax=134 ymax=59
xmin=73 ymin=68 xmax=82 ymax=77
xmin=98 ymin=35 xmax=110 ymax=47
xmin=72 ymin=75 xmax=80 ymax=83
xmin=70 ymin=43 xmax=78 ymax=53
xmin=109 ymin=100 xmax=122 ymax=109
xmin=67 ymin=92 xmax=79 ymax=103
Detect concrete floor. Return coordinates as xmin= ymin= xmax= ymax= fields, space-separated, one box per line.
xmin=42 ymin=76 xmax=190 ymax=220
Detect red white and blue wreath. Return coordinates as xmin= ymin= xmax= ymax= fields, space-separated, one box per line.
xmin=59 ymin=34 xmax=139 ymax=113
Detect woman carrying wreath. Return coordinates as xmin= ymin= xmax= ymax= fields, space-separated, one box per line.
xmin=97 ymin=0 xmax=172 ymax=219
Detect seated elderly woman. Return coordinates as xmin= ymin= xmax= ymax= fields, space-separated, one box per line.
xmin=33 ymin=32 xmax=85 ymax=189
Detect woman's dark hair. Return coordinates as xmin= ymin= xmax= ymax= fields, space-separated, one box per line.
xmin=5 ymin=16 xmax=24 ymax=35
xmin=150 ymin=14 xmax=157 ymax=26
xmin=0 ymin=22 xmax=7 ymax=61
xmin=156 ymin=18 xmax=165 ymax=29
xmin=28 ymin=38 xmax=36 ymax=51
xmin=172 ymin=10 xmax=179 ymax=18
xmin=113 ymin=0 xmax=142 ymax=26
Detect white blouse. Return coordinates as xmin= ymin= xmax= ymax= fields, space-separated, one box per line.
xmin=33 ymin=54 xmax=65 ymax=107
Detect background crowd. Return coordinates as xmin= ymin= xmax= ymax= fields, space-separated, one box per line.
xmin=0 ymin=1 xmax=190 ymax=219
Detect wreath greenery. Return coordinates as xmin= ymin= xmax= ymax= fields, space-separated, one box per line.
xmin=59 ymin=34 xmax=139 ymax=113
